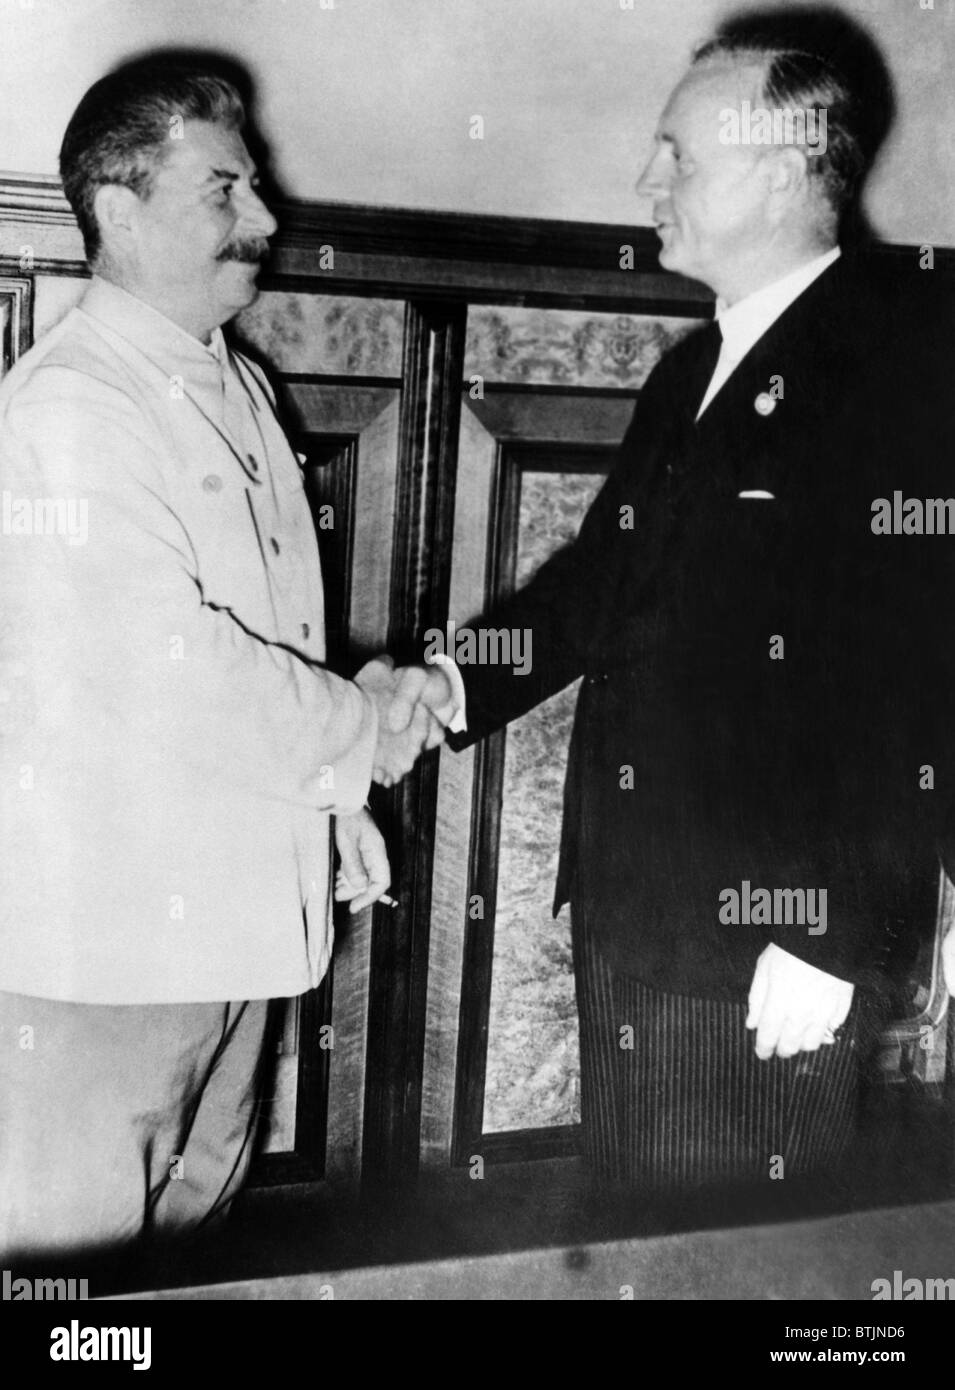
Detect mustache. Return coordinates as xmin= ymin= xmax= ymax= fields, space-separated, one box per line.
xmin=217 ymin=237 xmax=270 ymax=264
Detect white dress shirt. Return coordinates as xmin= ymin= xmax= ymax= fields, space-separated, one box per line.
xmin=696 ymin=246 xmax=841 ymax=420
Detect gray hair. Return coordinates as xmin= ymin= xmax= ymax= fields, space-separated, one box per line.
xmin=693 ymin=8 xmax=893 ymax=227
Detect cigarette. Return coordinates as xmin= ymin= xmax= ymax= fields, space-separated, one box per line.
xmin=336 ymin=875 xmax=399 ymax=909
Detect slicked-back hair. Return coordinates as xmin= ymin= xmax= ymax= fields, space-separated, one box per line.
xmin=693 ymin=8 xmax=894 ymax=229
xmin=60 ymin=61 xmax=246 ymax=264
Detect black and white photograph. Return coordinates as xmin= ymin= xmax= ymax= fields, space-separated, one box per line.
xmin=1 ymin=0 xmax=954 ymax=1341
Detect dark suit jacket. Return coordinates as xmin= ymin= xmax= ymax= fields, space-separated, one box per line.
xmin=449 ymin=255 xmax=955 ymax=999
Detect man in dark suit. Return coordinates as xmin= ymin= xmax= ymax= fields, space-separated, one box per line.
xmin=405 ymin=11 xmax=955 ymax=1192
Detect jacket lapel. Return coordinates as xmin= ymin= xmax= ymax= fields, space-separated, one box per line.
xmin=687 ymin=258 xmax=851 ymax=500
xmin=692 ymin=257 xmax=847 ymax=439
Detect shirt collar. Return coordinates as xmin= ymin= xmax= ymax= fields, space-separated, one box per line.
xmin=80 ymin=276 xmax=228 ymax=372
xmin=715 ymin=246 xmax=841 ymax=364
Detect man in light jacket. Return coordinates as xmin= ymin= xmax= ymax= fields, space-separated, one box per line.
xmin=0 ymin=58 xmax=457 ymax=1262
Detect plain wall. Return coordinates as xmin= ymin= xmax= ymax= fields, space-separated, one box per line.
xmin=1 ymin=0 xmax=952 ymax=243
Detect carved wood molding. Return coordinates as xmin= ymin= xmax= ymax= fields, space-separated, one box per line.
xmin=0 ymin=173 xmax=674 ymax=265
xmin=5 ymin=174 xmax=948 ymax=311
xmin=0 ymin=173 xmax=75 ymax=222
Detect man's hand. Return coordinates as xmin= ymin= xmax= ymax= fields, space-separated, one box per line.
xmin=389 ymin=662 xmax=459 ymax=738
xmin=355 ymin=656 xmax=452 ymax=787
xmin=334 ymin=806 xmax=390 ymax=913
xmin=746 ymin=943 xmax=854 ymax=1060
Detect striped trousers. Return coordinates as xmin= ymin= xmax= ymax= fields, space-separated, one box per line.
xmin=572 ymin=910 xmax=888 ymax=1191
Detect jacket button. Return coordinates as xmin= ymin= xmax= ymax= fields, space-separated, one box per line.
xmin=587 ymin=672 xmax=608 ymax=685
xmin=270 ymin=537 xmax=280 ymax=555
xmin=202 ymin=474 xmax=222 ymax=492
xmin=301 ymin=622 xmax=310 ymax=640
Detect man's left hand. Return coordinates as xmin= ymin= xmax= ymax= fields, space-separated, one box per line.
xmin=746 ymin=943 xmax=854 ymax=1060
xmin=334 ymin=806 xmax=390 ymax=914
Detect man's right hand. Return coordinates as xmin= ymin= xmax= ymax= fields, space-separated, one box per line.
xmin=355 ymin=655 xmax=452 ymax=787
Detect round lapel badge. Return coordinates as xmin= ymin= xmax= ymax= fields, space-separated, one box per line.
xmin=754 ymin=392 xmax=776 ymax=416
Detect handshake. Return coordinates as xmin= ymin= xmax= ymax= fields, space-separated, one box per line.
xmin=355 ymin=655 xmax=464 ymax=787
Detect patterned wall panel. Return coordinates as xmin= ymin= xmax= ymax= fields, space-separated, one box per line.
xmin=484 ymin=469 xmax=604 ymax=1134
xmin=465 ymin=307 xmax=698 ymax=390
xmin=236 ymin=292 xmax=404 ymax=377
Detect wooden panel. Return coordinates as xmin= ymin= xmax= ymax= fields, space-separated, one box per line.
xmin=361 ymin=301 xmax=467 ymax=1194
xmin=0 ymin=275 xmax=33 ymax=377
xmin=6 ymin=176 xmax=951 ymax=312
xmin=250 ymin=389 xmax=401 ymax=1189
xmin=481 ymin=471 xmax=606 ymax=1139
xmin=265 ymin=253 xmax=708 ymax=315
xmin=322 ymin=393 xmax=401 ymax=1186
xmin=250 ymin=435 xmax=357 ymax=1182
xmin=449 ymin=440 xmax=614 ymax=1166
xmin=468 ymin=390 xmax=637 ymax=445
xmin=303 ymin=435 xmax=357 ymax=661
xmin=283 ymin=383 xmax=398 ymax=442
xmin=419 ymin=403 xmax=498 ymax=1168
xmin=252 ymin=981 xmax=334 ymax=1185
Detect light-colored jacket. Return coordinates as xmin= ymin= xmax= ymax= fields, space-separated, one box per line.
xmin=0 ymin=279 xmax=377 ymax=1003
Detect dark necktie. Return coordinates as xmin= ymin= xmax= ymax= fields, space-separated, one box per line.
xmin=694 ymin=318 xmax=724 ymax=419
